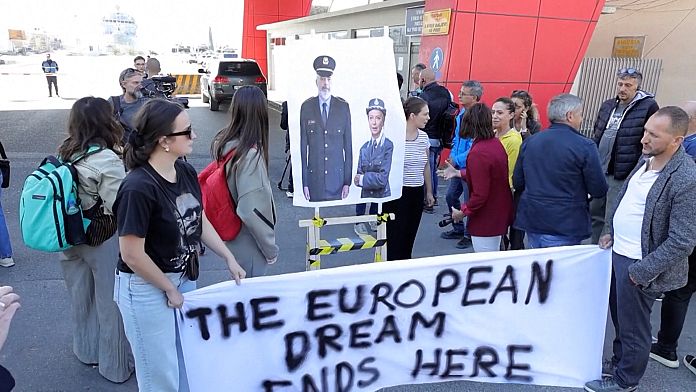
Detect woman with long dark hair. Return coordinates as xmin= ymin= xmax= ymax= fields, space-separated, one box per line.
xmin=114 ymin=98 xmax=245 ymax=391
xmin=511 ymin=90 xmax=541 ymax=139
xmin=445 ymin=103 xmax=513 ymax=252
xmin=56 ymin=96 xmax=133 ymax=383
xmin=211 ymin=86 xmax=278 ymax=277
xmin=384 ymin=97 xmax=434 ymax=261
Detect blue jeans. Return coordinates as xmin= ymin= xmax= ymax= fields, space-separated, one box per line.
xmin=115 ymin=271 xmax=195 ymax=392
xmin=0 ymin=172 xmax=12 ymax=259
xmin=526 ymin=232 xmax=584 ymax=249
xmin=445 ymin=178 xmax=469 ymax=235
xmin=356 ymin=203 xmax=378 ymax=216
xmin=428 ymin=145 xmax=442 ymax=198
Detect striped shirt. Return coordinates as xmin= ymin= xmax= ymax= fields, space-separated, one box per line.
xmin=403 ymin=130 xmax=430 ymax=187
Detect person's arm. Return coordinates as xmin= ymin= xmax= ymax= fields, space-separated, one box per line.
xmin=512 ymin=142 xmax=526 ymax=193
xmin=119 ymin=235 xmax=184 ymax=307
xmin=628 ymin=184 xmax=696 ymax=287
xmin=452 ymin=138 xmax=472 ymax=170
xmin=342 ymin=103 xmax=353 ymax=199
xmin=280 ymin=101 xmax=288 ymax=131
xmin=645 ymin=100 xmax=659 ymax=123
xmin=96 ymin=152 xmax=127 ymax=213
xmin=0 ymin=286 xmax=20 ymax=352
xmin=583 ymin=142 xmax=609 ymax=199
xmin=299 ymin=104 xmax=311 ymax=200
xmin=200 ymin=212 xmax=245 ymax=283
xmin=229 ymin=151 xmax=279 ymax=262
xmin=423 ymin=145 xmax=434 ymax=206
xmin=361 ymin=141 xmax=393 ymax=191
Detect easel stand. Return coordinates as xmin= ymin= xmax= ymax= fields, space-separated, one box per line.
xmin=298 ymin=204 xmax=394 ymax=271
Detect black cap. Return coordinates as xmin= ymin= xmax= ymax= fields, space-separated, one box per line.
xmin=313 ymin=55 xmax=336 ymax=77
xmin=366 ymin=98 xmax=386 ymax=115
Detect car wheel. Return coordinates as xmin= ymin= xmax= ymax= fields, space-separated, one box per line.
xmin=201 ymin=88 xmax=209 ymax=103
xmin=209 ymin=96 xmax=219 ymax=111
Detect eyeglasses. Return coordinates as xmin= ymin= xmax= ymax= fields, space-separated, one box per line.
xmin=617 ymin=67 xmax=642 ymax=76
xmin=169 ymin=127 xmax=192 ymax=139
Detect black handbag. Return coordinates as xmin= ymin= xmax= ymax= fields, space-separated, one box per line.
xmin=0 ymin=141 xmax=9 ymax=189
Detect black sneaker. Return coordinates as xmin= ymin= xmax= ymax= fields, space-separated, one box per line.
xmin=423 ymin=205 xmax=435 ymax=214
xmin=456 ymin=236 xmax=472 ymax=249
xmin=684 ymin=354 xmax=696 ymax=376
xmin=441 ymin=229 xmax=464 ymax=240
xmin=649 ymin=343 xmax=679 ymax=368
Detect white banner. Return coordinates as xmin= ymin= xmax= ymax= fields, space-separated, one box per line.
xmin=178 ymin=246 xmax=611 ymax=391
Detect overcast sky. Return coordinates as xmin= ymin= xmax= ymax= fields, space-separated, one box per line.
xmin=0 ymin=0 xmax=382 ymax=51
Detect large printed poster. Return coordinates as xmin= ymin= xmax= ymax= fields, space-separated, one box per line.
xmin=178 ymin=246 xmax=612 ymax=391
xmin=286 ymin=38 xmax=406 ymax=207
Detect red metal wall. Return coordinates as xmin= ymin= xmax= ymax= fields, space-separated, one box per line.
xmin=419 ymin=0 xmax=605 ymax=125
xmin=242 ymin=0 xmax=313 ymax=76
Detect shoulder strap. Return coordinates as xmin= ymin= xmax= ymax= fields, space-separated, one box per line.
xmin=0 ymin=141 xmax=7 ymax=160
xmin=111 ymin=96 xmax=122 ymax=117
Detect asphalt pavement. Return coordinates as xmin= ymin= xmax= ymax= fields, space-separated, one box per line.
xmin=0 ymin=98 xmax=694 ymax=391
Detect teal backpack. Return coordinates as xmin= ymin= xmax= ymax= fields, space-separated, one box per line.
xmin=19 ymin=147 xmax=103 ymax=252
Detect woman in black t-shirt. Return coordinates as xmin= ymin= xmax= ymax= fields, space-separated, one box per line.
xmin=113 ymin=98 xmax=246 ymax=391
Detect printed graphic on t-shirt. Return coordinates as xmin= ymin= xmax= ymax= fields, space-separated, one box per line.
xmin=170 ymin=192 xmax=201 ymax=268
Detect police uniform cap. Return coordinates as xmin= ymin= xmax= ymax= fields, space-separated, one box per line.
xmin=365 ymin=98 xmax=386 ymax=116
xmin=313 ymin=55 xmax=336 ymax=77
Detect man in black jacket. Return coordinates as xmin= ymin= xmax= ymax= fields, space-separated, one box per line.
xmin=418 ymin=68 xmax=452 ymax=212
xmin=590 ymin=68 xmax=659 ymax=243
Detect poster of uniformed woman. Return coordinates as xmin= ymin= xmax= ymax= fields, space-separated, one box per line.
xmin=285 ymin=38 xmax=405 ymax=208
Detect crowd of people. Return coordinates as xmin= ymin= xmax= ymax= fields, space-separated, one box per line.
xmin=0 ymin=57 xmax=695 ymax=392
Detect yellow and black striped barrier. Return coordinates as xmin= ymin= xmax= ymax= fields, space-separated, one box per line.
xmin=172 ymin=74 xmax=201 ymax=95
xmin=309 ymin=235 xmax=387 ymax=256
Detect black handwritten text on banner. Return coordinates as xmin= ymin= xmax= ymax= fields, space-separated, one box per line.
xmin=178 ymin=245 xmax=611 ymax=391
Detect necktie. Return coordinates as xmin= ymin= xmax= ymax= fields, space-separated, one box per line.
xmin=322 ymin=102 xmax=328 ymax=127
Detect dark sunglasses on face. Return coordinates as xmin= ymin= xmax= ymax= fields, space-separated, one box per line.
xmin=169 ymin=126 xmax=193 ymax=139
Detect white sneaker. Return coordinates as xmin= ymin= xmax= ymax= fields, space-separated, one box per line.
xmin=286 ymin=191 xmax=293 ymax=198
xmin=354 ymin=223 xmax=369 ymax=236
xmin=0 ymin=257 xmax=15 ymax=267
xmin=368 ymin=222 xmax=378 ymax=232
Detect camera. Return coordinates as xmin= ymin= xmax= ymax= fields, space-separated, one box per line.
xmin=141 ymin=76 xmax=189 ymax=108
xmin=438 ymin=217 xmax=453 ymax=227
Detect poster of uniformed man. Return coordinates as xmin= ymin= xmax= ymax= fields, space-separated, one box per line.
xmin=355 ymin=98 xmax=393 ymax=198
xmin=284 ymin=37 xmax=405 ymax=208
xmin=299 ymin=55 xmax=352 ymax=202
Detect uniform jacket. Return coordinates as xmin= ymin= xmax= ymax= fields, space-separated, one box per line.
xmin=299 ymin=95 xmax=352 ymax=201
xmin=41 ymin=59 xmax=58 ymax=74
xmin=72 ymin=148 xmax=126 ymax=214
xmin=356 ymin=136 xmax=393 ymax=198
xmin=609 ymin=147 xmax=696 ymax=293
xmin=513 ymin=123 xmax=608 ymax=238
xmin=461 ymin=138 xmax=513 ymax=236
xmin=419 ymin=82 xmax=451 ymax=140
xmin=592 ymin=91 xmax=659 ymax=180
xmin=224 ymin=141 xmax=278 ymax=261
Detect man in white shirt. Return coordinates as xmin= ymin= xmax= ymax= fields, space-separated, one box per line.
xmin=585 ymin=107 xmax=696 ymax=392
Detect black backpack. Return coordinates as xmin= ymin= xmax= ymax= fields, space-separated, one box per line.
xmin=439 ymin=101 xmax=459 ymax=149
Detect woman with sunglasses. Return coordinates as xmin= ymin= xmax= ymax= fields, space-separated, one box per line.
xmin=211 ymin=86 xmax=278 ymax=277
xmin=55 ymin=97 xmax=133 ymax=383
xmin=113 ymin=98 xmax=246 ymax=391
xmin=511 ymin=90 xmax=541 ymax=140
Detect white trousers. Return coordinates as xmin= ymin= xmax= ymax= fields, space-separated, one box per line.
xmin=472 ymin=235 xmax=502 ymax=253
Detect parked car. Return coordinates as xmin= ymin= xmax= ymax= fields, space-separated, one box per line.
xmin=198 ymin=59 xmax=267 ymax=111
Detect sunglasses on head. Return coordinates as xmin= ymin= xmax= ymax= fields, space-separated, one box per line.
xmin=169 ymin=126 xmax=192 ymax=139
xmin=617 ymin=67 xmax=641 ymax=76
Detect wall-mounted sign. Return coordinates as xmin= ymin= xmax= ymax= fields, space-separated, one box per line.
xmin=8 ymin=29 xmax=26 ymax=40
xmin=405 ymin=6 xmax=424 ymax=36
xmin=612 ymin=36 xmax=645 ymax=58
xmin=422 ymin=9 xmax=452 ymax=36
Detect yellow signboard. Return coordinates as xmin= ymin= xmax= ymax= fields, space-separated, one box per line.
xmin=612 ymin=36 xmax=645 ymax=58
xmin=422 ymin=9 xmax=452 ymax=36
xmin=8 ymin=29 xmax=26 ymax=40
